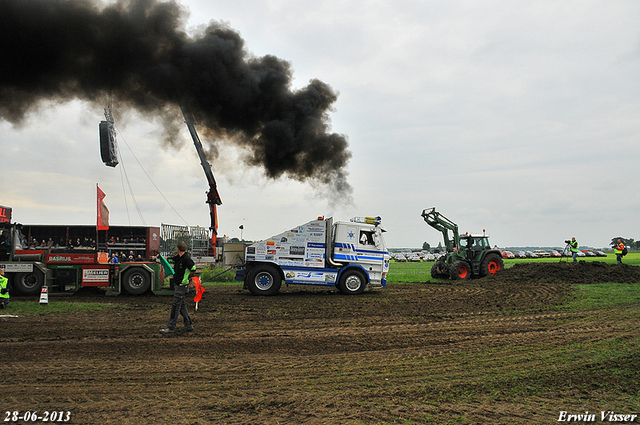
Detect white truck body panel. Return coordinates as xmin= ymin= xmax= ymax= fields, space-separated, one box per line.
xmin=245 ymin=218 xmax=328 ymax=268
xmin=242 ymin=217 xmax=389 ymax=291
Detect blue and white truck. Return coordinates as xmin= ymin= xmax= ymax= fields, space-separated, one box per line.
xmin=236 ymin=216 xmax=390 ymax=295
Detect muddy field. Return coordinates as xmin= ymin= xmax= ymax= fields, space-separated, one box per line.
xmin=3 ymin=262 xmax=640 ymax=424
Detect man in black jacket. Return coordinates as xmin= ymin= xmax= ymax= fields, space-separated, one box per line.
xmin=160 ymin=242 xmax=196 ymax=334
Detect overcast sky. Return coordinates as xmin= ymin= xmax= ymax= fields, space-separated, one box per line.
xmin=2 ymin=0 xmax=639 ymax=249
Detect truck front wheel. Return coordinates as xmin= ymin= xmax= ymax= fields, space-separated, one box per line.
xmin=337 ymin=269 xmax=367 ymax=295
xmin=121 ymin=268 xmax=151 ymax=295
xmin=246 ymin=265 xmax=282 ymax=296
xmin=13 ymin=270 xmax=44 ymax=295
xmin=450 ymin=260 xmax=471 ymax=280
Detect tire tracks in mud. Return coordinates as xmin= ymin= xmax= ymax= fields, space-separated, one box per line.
xmin=5 ymin=280 xmax=636 ymax=425
xmin=3 ymin=308 xmax=619 ymax=363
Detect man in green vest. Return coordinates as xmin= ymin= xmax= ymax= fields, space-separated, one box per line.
xmin=569 ymin=237 xmax=579 ymax=262
xmin=0 ymin=268 xmax=10 ymax=309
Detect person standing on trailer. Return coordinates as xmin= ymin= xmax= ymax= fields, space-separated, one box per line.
xmin=160 ymin=242 xmax=196 ymax=334
xmin=0 ymin=230 xmax=10 ymax=261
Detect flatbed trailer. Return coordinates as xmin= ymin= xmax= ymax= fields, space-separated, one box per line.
xmin=0 ymin=221 xmax=172 ymax=296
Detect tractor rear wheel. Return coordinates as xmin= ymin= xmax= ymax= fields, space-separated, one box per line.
xmin=480 ymin=253 xmax=504 ymax=277
xmin=450 ymin=260 xmax=471 ymax=280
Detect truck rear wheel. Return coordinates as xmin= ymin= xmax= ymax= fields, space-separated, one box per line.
xmin=337 ymin=269 xmax=367 ymax=295
xmin=246 ymin=264 xmax=281 ymax=296
xmin=13 ymin=270 xmax=45 ymax=295
xmin=450 ymin=260 xmax=471 ymax=280
xmin=121 ymin=268 xmax=151 ymax=295
xmin=480 ymin=253 xmax=504 ymax=277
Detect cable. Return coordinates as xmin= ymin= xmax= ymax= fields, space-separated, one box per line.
xmin=113 ymin=122 xmax=190 ymax=228
xmin=118 ymin=156 xmax=131 ymax=225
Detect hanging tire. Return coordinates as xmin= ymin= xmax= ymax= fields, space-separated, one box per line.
xmin=13 ymin=269 xmax=45 ymax=295
xmin=450 ymin=260 xmax=471 ymax=280
xmin=121 ymin=267 xmax=151 ymax=295
xmin=480 ymin=253 xmax=504 ymax=277
xmin=337 ymin=269 xmax=367 ymax=295
xmin=246 ymin=264 xmax=282 ymax=296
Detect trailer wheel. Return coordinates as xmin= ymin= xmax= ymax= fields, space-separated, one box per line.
xmin=13 ymin=270 xmax=45 ymax=295
xmin=480 ymin=253 xmax=504 ymax=277
xmin=337 ymin=269 xmax=367 ymax=295
xmin=122 ymin=268 xmax=151 ymax=295
xmin=450 ymin=260 xmax=471 ymax=280
xmin=246 ymin=265 xmax=281 ymax=296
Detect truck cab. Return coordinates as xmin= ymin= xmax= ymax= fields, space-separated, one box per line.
xmin=331 ymin=218 xmax=389 ymax=290
xmin=237 ymin=216 xmax=390 ymax=296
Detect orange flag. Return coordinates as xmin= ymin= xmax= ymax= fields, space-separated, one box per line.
xmin=193 ymin=276 xmax=205 ymax=304
xmin=97 ymin=184 xmax=109 ymax=230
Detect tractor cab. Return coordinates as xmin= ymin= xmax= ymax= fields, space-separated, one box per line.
xmin=459 ymin=233 xmax=491 ymax=262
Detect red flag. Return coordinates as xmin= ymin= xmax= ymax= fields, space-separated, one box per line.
xmin=97 ymin=184 xmax=109 ymax=230
xmin=193 ymin=276 xmax=205 ymax=303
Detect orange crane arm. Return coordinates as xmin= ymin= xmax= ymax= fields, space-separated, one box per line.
xmin=180 ymin=106 xmax=222 ymax=252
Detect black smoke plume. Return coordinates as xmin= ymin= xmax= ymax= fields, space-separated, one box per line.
xmin=0 ymin=0 xmax=352 ymax=200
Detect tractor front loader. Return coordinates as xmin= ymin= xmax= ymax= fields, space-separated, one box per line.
xmin=421 ymin=207 xmax=504 ymax=280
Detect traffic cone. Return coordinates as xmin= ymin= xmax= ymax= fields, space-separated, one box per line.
xmin=39 ymin=286 xmax=49 ymax=305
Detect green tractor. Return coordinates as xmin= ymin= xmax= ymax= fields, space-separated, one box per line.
xmin=422 ymin=207 xmax=504 ymax=280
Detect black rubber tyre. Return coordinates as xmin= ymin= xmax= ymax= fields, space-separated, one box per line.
xmin=480 ymin=253 xmax=504 ymax=277
xmin=430 ymin=258 xmax=448 ymax=279
xmin=13 ymin=269 xmax=45 ymax=295
xmin=449 ymin=260 xmax=471 ymax=280
xmin=246 ymin=264 xmax=282 ymax=296
xmin=121 ymin=267 xmax=151 ymax=295
xmin=337 ymin=269 xmax=367 ymax=295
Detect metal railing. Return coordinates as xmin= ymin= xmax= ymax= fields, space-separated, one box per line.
xmin=160 ymin=224 xmax=213 ymax=257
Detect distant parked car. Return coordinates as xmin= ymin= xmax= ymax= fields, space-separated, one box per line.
xmin=532 ymin=250 xmax=550 ymax=258
xmin=549 ymin=250 xmax=561 ymax=258
xmin=582 ymin=250 xmax=596 ymax=257
xmin=515 ymin=251 xmax=527 ymax=259
xmin=595 ymin=251 xmax=607 ymax=257
xmin=525 ymin=251 xmax=537 ymax=258
xmin=501 ymin=251 xmax=515 ymax=259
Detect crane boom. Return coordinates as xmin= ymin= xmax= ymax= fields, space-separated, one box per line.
xmin=180 ymin=105 xmax=222 ymax=255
